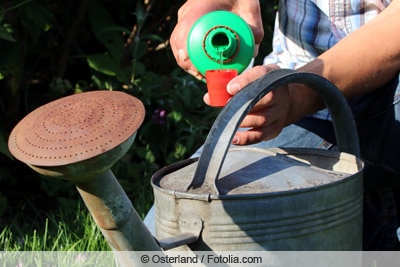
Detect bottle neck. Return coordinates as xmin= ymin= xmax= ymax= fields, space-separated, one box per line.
xmin=203 ymin=26 xmax=238 ymax=63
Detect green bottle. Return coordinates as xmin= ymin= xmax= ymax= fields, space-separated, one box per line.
xmin=187 ymin=11 xmax=255 ymax=76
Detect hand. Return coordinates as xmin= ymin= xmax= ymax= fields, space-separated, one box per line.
xmin=208 ymin=65 xmax=301 ymax=145
xmin=170 ymin=0 xmax=264 ymax=80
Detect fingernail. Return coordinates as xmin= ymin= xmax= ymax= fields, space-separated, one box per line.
xmin=232 ymin=135 xmax=239 ymax=144
xmin=227 ymin=83 xmax=240 ymax=95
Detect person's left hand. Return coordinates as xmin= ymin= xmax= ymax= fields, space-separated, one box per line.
xmin=205 ymin=64 xmax=299 ymax=145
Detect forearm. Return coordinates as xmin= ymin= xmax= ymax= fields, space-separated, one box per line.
xmin=293 ymin=0 xmax=400 ymax=118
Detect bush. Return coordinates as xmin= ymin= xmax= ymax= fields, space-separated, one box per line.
xmin=0 ymin=0 xmax=278 ymax=227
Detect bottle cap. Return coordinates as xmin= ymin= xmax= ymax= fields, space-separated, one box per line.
xmin=205 ymin=69 xmax=237 ymax=107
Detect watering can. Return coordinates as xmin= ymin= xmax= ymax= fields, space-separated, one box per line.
xmin=151 ymin=69 xmax=364 ymax=251
xmin=8 ymin=69 xmax=363 ymax=265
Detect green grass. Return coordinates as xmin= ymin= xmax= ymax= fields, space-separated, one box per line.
xmin=1 ymin=203 xmax=110 ymax=251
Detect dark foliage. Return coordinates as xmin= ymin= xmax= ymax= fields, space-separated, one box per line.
xmin=0 ymin=0 xmax=278 ymax=224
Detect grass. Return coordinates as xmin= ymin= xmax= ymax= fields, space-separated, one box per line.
xmin=0 ymin=202 xmax=149 ymax=265
xmin=1 ymin=203 xmax=110 ymax=251
xmin=0 ymin=163 xmax=155 ymax=252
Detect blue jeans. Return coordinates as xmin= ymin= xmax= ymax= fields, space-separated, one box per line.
xmin=249 ymin=75 xmax=400 ymax=250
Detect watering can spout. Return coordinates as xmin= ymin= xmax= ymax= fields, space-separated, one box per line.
xmin=7 ymin=91 xmax=167 ymax=265
xmin=75 ymin=169 xmax=161 ymax=251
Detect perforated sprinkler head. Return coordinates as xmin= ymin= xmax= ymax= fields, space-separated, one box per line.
xmin=8 ymin=90 xmax=145 ymax=182
xmin=8 ymin=90 xmax=162 ymax=255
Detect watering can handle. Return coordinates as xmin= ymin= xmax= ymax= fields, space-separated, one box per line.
xmin=187 ymin=69 xmax=360 ymax=194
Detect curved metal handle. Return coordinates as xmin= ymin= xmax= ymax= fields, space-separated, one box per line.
xmin=186 ymin=69 xmax=360 ymax=194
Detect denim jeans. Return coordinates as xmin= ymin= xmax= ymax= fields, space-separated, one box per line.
xmin=145 ymin=75 xmax=400 ymax=250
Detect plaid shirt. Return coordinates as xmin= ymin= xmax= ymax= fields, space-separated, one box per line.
xmin=264 ymin=0 xmax=391 ymax=120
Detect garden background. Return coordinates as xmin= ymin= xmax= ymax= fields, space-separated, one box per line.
xmin=0 ymin=0 xmax=278 ymax=250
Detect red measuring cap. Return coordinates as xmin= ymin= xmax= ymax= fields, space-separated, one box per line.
xmin=205 ymin=69 xmax=237 ymax=107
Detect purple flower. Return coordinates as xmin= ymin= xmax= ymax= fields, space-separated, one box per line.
xmin=152 ymin=108 xmax=167 ymax=125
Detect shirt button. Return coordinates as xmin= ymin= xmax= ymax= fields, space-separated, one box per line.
xmin=335 ymin=18 xmax=345 ymax=29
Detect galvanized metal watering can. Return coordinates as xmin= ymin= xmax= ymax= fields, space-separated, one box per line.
xmin=8 ymin=69 xmax=363 ymax=265
xmin=151 ymin=69 xmax=364 ymax=251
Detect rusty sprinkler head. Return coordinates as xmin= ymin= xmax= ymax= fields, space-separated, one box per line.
xmin=8 ymin=90 xmax=145 ymax=182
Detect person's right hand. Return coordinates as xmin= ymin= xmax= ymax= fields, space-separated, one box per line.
xmin=170 ymin=0 xmax=264 ymax=80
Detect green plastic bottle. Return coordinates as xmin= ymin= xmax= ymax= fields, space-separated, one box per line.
xmin=187 ymin=11 xmax=255 ymax=76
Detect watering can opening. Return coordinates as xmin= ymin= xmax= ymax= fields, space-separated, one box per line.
xmin=154 ymin=147 xmax=362 ymax=197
